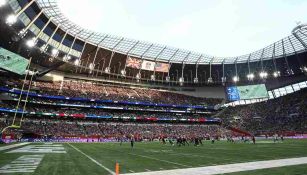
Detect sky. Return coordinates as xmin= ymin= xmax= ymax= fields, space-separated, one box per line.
xmin=57 ymin=0 xmax=307 ymax=57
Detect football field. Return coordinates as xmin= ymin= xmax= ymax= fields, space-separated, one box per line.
xmin=0 ymin=139 xmax=307 ymax=175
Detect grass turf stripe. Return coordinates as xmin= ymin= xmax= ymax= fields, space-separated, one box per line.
xmin=124 ymin=157 xmax=307 ymax=175
xmin=67 ymin=143 xmax=115 ymax=175
xmin=0 ymin=143 xmax=30 ymax=152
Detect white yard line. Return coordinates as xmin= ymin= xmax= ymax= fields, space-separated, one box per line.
xmin=7 ymin=144 xmax=66 ymax=154
xmin=0 ymin=155 xmax=44 ymax=173
xmin=0 ymin=143 xmax=30 ymax=152
xmin=124 ymin=157 xmax=307 ymax=175
xmin=67 ymin=143 xmax=115 ymax=175
xmin=128 ymin=152 xmax=191 ymax=168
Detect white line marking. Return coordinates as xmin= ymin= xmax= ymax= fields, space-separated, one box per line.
xmin=0 ymin=155 xmax=44 ymax=173
xmin=7 ymin=144 xmax=66 ymax=154
xmin=67 ymin=143 xmax=115 ymax=175
xmin=44 ymin=143 xmax=53 ymax=145
xmin=129 ymin=170 xmax=135 ymax=173
xmin=128 ymin=153 xmax=191 ymax=168
xmin=124 ymin=157 xmax=307 ymax=175
xmin=0 ymin=143 xmax=30 ymax=151
xmin=145 ymin=169 xmax=151 ymax=172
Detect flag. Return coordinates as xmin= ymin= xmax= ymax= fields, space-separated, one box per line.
xmin=154 ymin=62 xmax=170 ymax=72
xmin=126 ymin=57 xmax=141 ymax=69
xmin=141 ymin=60 xmax=155 ymax=71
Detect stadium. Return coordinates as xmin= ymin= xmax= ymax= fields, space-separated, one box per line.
xmin=0 ymin=0 xmax=307 ymax=174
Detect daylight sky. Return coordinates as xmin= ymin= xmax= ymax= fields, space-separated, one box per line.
xmin=57 ymin=0 xmax=307 ymax=57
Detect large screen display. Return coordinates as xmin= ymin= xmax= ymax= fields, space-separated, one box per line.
xmin=0 ymin=47 xmax=29 ymax=75
xmin=226 ymin=84 xmax=268 ymax=101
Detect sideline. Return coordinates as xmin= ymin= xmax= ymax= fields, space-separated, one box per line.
xmin=124 ymin=157 xmax=307 ymax=175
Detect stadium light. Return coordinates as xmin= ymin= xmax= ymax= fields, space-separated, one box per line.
xmin=300 ymin=66 xmax=307 ymax=73
xmin=135 ymin=73 xmax=141 ymax=82
xmin=221 ymin=77 xmax=226 ymax=83
xmin=150 ymin=74 xmax=155 ymax=81
xmin=193 ymin=77 xmax=198 ymax=83
xmin=74 ymin=59 xmax=80 ymax=66
xmin=179 ymin=77 xmax=184 ymax=83
xmin=6 ymin=14 xmax=17 ymax=26
xmin=89 ymin=63 xmax=95 ymax=70
xmin=51 ymin=49 xmax=59 ymax=57
xmin=207 ymin=77 xmax=213 ymax=84
xmin=179 ymin=77 xmax=184 ymax=86
xmin=259 ymin=71 xmax=268 ymax=79
xmin=287 ymin=69 xmax=294 ymax=75
xmin=165 ymin=76 xmax=170 ymax=82
xmin=121 ymin=69 xmax=126 ymax=77
xmin=0 ymin=0 xmax=7 ymax=7
xmin=247 ymin=73 xmax=255 ymax=81
xmin=63 ymin=55 xmax=71 ymax=62
xmin=40 ymin=44 xmax=48 ymax=53
xmin=26 ymin=38 xmax=36 ymax=48
xmin=273 ymin=71 xmax=280 ymax=78
xmin=18 ymin=29 xmax=28 ymax=38
xmin=232 ymin=76 xmax=239 ymax=82
xmin=105 ymin=67 xmax=110 ymax=73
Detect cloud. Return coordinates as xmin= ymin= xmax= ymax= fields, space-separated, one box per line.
xmin=166 ymin=17 xmax=193 ymax=37
xmin=56 ymin=0 xmax=307 ymax=57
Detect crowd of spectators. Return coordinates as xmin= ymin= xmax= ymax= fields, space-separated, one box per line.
xmin=2 ymin=77 xmax=307 ymax=138
xmin=217 ymin=88 xmax=307 ymax=135
xmin=0 ymin=117 xmax=225 ymax=140
xmin=4 ymin=96 xmax=213 ymax=114
xmin=1 ymin=78 xmax=222 ymax=106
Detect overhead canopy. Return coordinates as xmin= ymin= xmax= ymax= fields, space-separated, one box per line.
xmin=35 ymin=0 xmax=307 ymax=64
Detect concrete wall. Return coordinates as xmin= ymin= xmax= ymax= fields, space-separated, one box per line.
xmin=37 ymin=72 xmax=64 ymax=82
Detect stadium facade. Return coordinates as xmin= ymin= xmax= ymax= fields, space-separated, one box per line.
xmin=0 ymin=1 xmax=307 ymax=174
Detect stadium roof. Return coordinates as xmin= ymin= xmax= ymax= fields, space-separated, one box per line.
xmin=34 ymin=0 xmax=307 ymax=64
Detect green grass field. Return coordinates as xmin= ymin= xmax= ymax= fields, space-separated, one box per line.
xmin=0 ymin=139 xmax=307 ymax=175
